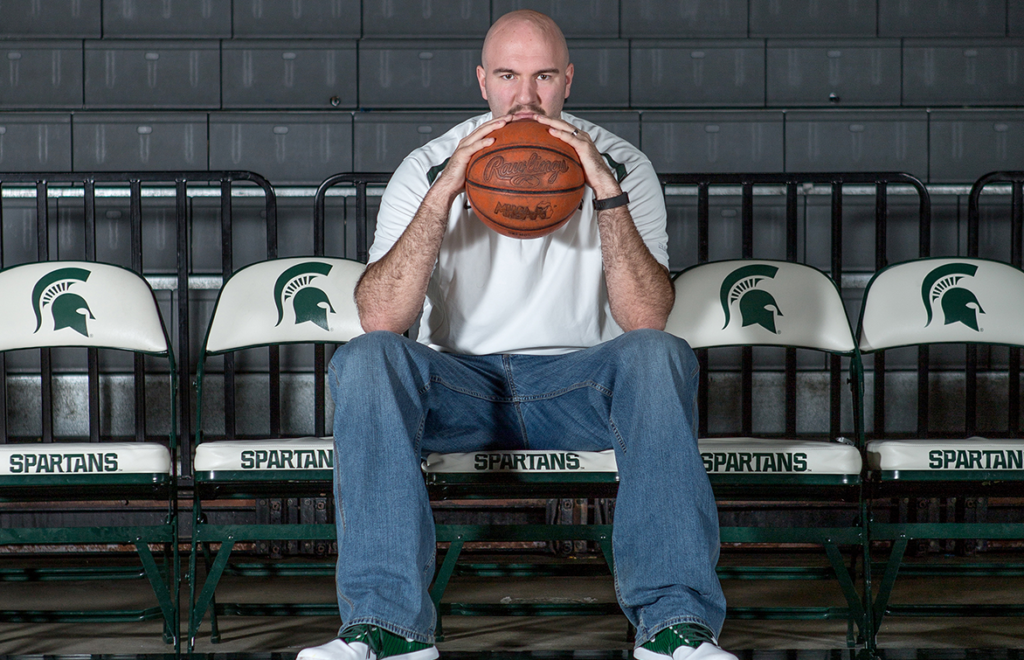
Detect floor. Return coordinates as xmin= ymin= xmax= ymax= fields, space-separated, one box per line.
xmin=1 ymin=550 xmax=1023 ymax=657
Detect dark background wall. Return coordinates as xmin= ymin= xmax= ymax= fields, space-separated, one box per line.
xmin=1 ymin=0 xmax=1021 ymax=186
xmin=0 ymin=0 xmax=1021 ymax=440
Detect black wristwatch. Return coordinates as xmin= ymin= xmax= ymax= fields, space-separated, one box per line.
xmin=593 ymin=191 xmax=629 ymax=211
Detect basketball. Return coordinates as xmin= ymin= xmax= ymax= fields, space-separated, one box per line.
xmin=465 ymin=119 xmax=586 ymax=239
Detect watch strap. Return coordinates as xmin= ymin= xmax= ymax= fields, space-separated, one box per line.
xmin=593 ymin=191 xmax=629 ymax=211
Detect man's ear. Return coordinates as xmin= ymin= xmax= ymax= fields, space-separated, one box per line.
xmin=477 ymin=65 xmax=488 ymax=100
xmin=563 ymin=62 xmax=574 ymax=99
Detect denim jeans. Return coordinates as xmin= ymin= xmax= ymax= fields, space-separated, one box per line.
xmin=329 ymin=329 xmax=726 ymax=646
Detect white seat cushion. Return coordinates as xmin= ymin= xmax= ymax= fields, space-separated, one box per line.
xmin=194 ymin=438 xmax=334 ymax=472
xmin=867 ymin=438 xmax=1024 ymax=472
xmin=700 ymin=438 xmax=862 ymax=475
xmin=423 ymin=438 xmax=862 ymax=476
xmin=423 ymin=450 xmax=617 ymax=474
xmin=0 ymin=442 xmax=170 ymax=477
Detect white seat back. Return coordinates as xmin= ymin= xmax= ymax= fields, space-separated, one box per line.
xmin=0 ymin=261 xmax=168 ymax=354
xmin=204 ymin=257 xmax=365 ymax=354
xmin=858 ymin=258 xmax=1024 ymax=353
xmin=667 ymin=260 xmax=856 ymax=353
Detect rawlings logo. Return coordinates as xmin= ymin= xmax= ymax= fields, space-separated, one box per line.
xmin=482 ymin=153 xmax=569 ymax=187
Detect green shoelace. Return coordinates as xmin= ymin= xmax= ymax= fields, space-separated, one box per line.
xmin=340 ymin=625 xmax=432 ymax=659
xmin=640 ymin=623 xmax=716 ymax=655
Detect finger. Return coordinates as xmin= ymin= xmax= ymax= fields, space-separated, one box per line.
xmin=461 ymin=135 xmax=497 ymax=157
xmin=549 ymin=124 xmax=592 ymax=150
xmin=472 ymin=114 xmax=513 ymax=137
xmin=531 ymin=114 xmax=571 ymax=131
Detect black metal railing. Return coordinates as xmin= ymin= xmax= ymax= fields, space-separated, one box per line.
xmin=967 ymin=172 xmax=1024 ymax=438
xmin=659 ymin=172 xmax=931 ymax=443
xmin=0 ymin=171 xmax=276 ymax=480
xmin=309 ymin=173 xmax=391 ymax=437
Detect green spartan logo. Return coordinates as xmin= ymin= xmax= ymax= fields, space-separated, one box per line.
xmin=33 ymin=267 xmax=94 ymax=337
xmin=720 ymin=264 xmax=784 ymax=334
xmin=274 ymin=262 xmax=336 ymax=331
xmin=922 ymin=263 xmax=985 ymax=331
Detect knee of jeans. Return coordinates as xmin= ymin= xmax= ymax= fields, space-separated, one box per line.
xmin=329 ymin=331 xmax=409 ymax=382
xmin=615 ymin=329 xmax=698 ymax=377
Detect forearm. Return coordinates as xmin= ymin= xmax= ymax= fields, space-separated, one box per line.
xmin=598 ymin=205 xmax=675 ymax=332
xmin=355 ymin=184 xmax=456 ymax=333
xmin=356 ymin=114 xmax=513 ymax=334
xmin=530 ymin=116 xmax=673 ymax=331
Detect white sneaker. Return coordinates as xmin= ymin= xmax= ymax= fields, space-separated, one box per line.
xmin=298 ymin=638 xmax=374 ymax=660
xmin=634 ymin=623 xmax=738 ymax=660
xmin=297 ymin=626 xmax=439 ymax=660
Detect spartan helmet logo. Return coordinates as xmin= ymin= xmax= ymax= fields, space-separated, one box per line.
xmin=922 ymin=263 xmax=985 ymax=331
xmin=274 ymin=262 xmax=336 ymax=331
xmin=720 ymin=264 xmax=784 ymax=334
xmin=32 ymin=267 xmax=94 ymax=337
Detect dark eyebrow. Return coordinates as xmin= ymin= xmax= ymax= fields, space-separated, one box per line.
xmin=491 ymin=67 xmax=561 ymax=76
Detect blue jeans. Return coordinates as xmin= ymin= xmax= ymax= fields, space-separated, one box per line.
xmin=329 ymin=329 xmax=726 ymax=646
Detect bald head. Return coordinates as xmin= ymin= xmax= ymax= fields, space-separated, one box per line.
xmin=476 ymin=11 xmax=574 ymax=118
xmin=482 ymin=10 xmax=569 ymax=71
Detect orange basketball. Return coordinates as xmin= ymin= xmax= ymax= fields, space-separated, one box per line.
xmin=465 ymin=119 xmax=585 ymax=239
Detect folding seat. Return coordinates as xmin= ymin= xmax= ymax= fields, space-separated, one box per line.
xmin=188 ymin=256 xmax=364 ymax=649
xmin=667 ymin=259 xmax=868 ymax=646
xmin=425 ymin=258 xmax=869 ymax=647
xmin=0 ymin=260 xmax=179 ymax=647
xmin=857 ymin=256 xmax=1024 ymax=641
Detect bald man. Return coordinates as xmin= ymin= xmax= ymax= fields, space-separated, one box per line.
xmin=298 ymin=11 xmax=733 ymax=660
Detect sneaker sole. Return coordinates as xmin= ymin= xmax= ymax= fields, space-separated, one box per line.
xmin=634 ymin=648 xmax=671 ymax=660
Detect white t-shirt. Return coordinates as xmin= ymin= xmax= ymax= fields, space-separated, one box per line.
xmin=368 ymin=112 xmax=669 ymax=356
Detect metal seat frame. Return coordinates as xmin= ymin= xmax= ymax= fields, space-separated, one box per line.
xmin=861 ymin=172 xmax=1024 ymax=646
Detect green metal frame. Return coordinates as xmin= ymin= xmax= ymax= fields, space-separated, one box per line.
xmin=431 ymin=523 xmax=617 ymax=639
xmin=188 ymin=519 xmax=338 ymax=646
xmin=866 ymin=484 xmax=1024 ymax=641
xmin=424 ymin=453 xmax=871 ymax=648
xmin=0 ymin=526 xmax=178 ymax=631
xmin=0 ymin=355 xmax=180 ymax=651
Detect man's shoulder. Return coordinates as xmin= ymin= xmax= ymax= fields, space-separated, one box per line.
xmin=564 ymin=113 xmax=646 ymax=160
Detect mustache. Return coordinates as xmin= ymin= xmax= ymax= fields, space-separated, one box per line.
xmin=508 ymin=103 xmax=545 ymax=116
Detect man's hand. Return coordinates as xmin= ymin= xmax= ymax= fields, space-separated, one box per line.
xmin=531 ymin=114 xmax=622 ymax=201
xmin=431 ymin=114 xmax=514 ymax=203
xmin=527 ymin=114 xmax=674 ymax=332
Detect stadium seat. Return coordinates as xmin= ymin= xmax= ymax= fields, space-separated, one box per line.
xmin=669 ymin=259 xmax=868 ymax=646
xmin=188 ymin=256 xmax=364 ymax=649
xmin=0 ymin=260 xmax=179 ymax=648
xmin=857 ymin=257 xmax=1024 ymax=640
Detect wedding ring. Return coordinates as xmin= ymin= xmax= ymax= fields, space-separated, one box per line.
xmin=572 ymin=129 xmax=579 ymax=137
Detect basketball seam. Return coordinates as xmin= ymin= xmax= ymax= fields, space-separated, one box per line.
xmin=466 ymin=182 xmax=586 ymax=196
xmin=469 ymin=143 xmax=582 ymax=167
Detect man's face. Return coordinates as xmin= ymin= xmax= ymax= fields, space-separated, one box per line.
xmin=476 ymin=21 xmax=573 ymax=119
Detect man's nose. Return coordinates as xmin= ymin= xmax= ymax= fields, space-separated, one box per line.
xmin=515 ymin=79 xmax=539 ymax=103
